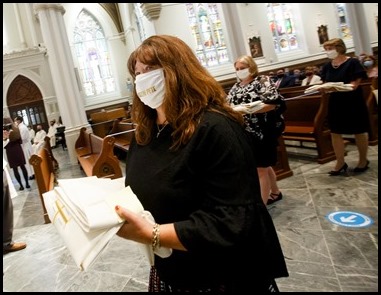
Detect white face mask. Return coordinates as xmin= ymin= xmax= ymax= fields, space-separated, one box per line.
xmin=326 ymin=50 xmax=338 ymax=60
xmin=135 ymin=68 xmax=165 ymax=109
xmin=236 ymin=68 xmax=250 ymax=80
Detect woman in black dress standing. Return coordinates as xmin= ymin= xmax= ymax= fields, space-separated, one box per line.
xmin=3 ymin=122 xmax=30 ymax=190
xmin=321 ymin=38 xmax=370 ymax=175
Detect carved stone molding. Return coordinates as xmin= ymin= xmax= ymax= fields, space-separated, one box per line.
xmin=140 ymin=3 xmax=162 ymax=21
xmin=3 ymin=47 xmax=46 ymax=60
xmin=33 ymin=3 xmax=65 ymax=14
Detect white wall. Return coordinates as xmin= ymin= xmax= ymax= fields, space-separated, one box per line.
xmin=3 ymin=3 xmax=379 ymax=114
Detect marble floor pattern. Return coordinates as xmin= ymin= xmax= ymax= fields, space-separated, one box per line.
xmin=3 ymin=142 xmax=378 ymax=292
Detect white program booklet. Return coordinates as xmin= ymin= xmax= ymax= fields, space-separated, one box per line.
xmin=232 ymin=101 xmax=266 ymax=114
xmin=304 ymin=82 xmax=354 ymax=93
xmin=43 ymin=176 xmax=172 ymax=270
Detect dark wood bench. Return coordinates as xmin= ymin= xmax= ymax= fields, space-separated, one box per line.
xmin=108 ymin=119 xmax=136 ymax=152
xmin=90 ymin=107 xmax=127 ymax=138
xmin=367 ymin=82 xmax=378 ymax=146
xmin=74 ymin=127 xmax=92 ymax=157
xmin=29 ymin=136 xmax=58 ymax=224
xmin=358 ymin=81 xmax=378 ymax=146
xmin=281 ymin=92 xmax=336 ymax=164
xmin=74 ymin=127 xmax=122 ymax=179
xmin=273 ymin=136 xmax=293 ymax=180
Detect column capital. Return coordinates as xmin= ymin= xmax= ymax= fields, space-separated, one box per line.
xmin=140 ymin=3 xmax=162 ymax=21
xmin=33 ymin=3 xmax=65 ymax=15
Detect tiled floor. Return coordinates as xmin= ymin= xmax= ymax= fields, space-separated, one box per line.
xmin=3 ymin=142 xmax=378 ymax=292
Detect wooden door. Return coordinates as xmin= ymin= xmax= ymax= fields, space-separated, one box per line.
xmin=6 ymin=75 xmax=49 ymax=132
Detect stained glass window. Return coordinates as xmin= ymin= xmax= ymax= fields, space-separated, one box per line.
xmin=185 ymin=3 xmax=229 ymax=67
xmin=73 ymin=10 xmax=115 ymax=97
xmin=335 ymin=3 xmax=352 ymax=40
xmin=266 ymin=3 xmax=298 ymax=53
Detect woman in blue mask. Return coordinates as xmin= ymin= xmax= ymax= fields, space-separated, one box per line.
xmin=321 ymin=38 xmax=370 ymax=175
xmin=362 ymin=54 xmax=378 ymax=79
xmin=115 ymin=35 xmax=288 ymax=293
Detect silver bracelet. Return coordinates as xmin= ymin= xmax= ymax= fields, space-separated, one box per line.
xmin=152 ymin=223 xmax=160 ymax=252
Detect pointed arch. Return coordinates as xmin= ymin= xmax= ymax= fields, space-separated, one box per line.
xmin=72 ymin=9 xmax=116 ymax=97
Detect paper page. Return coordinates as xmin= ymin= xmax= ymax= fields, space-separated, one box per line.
xmin=55 ymin=185 xmax=145 ymax=231
xmin=43 ymin=190 xmax=122 ymax=271
xmin=232 ymin=101 xmax=265 ymax=114
xmin=304 ymin=82 xmax=353 ymax=93
xmin=44 ymin=178 xmax=173 ymax=270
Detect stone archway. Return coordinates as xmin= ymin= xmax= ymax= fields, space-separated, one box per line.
xmin=6 ymin=75 xmax=49 ymax=132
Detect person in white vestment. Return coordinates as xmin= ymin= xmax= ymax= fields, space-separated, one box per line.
xmin=28 ymin=125 xmax=35 ymax=144
xmin=47 ymin=120 xmax=57 ymax=148
xmin=32 ymin=125 xmax=47 ymax=155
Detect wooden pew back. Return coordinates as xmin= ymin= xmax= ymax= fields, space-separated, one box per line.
xmin=29 ymin=136 xmax=58 ymax=224
xmin=282 ymin=92 xmax=336 ymax=164
xmin=90 ymin=133 xmax=103 ymax=155
xmin=90 ymin=108 xmax=126 ymax=137
xmin=361 ymin=82 xmax=378 ymax=145
xmin=108 ymin=119 xmax=136 ymax=152
xmin=279 ymin=85 xmax=311 ymax=99
xmin=283 ymin=95 xmax=322 ymax=128
xmin=75 ymin=127 xmax=92 ymax=157
xmin=75 ymin=127 xmax=122 ymax=179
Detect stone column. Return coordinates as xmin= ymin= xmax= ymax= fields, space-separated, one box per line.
xmin=33 ymin=3 xmax=90 ymax=165
xmin=345 ymin=3 xmax=372 ymax=56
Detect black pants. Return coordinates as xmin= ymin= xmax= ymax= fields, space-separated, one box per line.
xmin=3 ymin=170 xmax=14 ymax=247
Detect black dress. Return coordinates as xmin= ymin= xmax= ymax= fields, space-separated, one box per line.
xmin=321 ymin=57 xmax=369 ymax=134
xmin=125 ymin=111 xmax=288 ymax=292
xmin=4 ymin=130 xmax=26 ymax=169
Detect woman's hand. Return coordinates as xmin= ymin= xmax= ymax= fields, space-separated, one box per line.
xmin=254 ymin=103 xmax=276 ymax=114
xmin=115 ymin=205 xmax=152 ymax=245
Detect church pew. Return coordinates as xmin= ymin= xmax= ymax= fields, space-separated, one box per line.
xmin=282 ymin=93 xmax=336 ymax=164
xmin=74 ymin=127 xmax=122 ymax=179
xmin=29 ymin=136 xmax=58 ymax=224
xmin=108 ymin=119 xmax=136 ymax=153
xmin=90 ymin=107 xmax=126 ymax=138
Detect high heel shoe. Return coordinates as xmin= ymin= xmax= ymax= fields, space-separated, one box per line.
xmin=353 ymin=160 xmax=370 ymax=173
xmin=328 ymin=163 xmax=348 ymax=176
xmin=267 ymin=192 xmax=283 ymax=205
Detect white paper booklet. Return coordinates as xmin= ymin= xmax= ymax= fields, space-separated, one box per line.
xmin=305 ymin=82 xmax=354 ymax=93
xmin=56 ymin=177 xmax=143 ymax=231
xmin=43 ymin=176 xmax=172 ymax=270
xmin=232 ymin=101 xmax=266 ymax=114
xmin=43 ymin=189 xmax=122 ymax=271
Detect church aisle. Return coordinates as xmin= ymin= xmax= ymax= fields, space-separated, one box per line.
xmin=3 ymin=144 xmax=378 ymax=292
